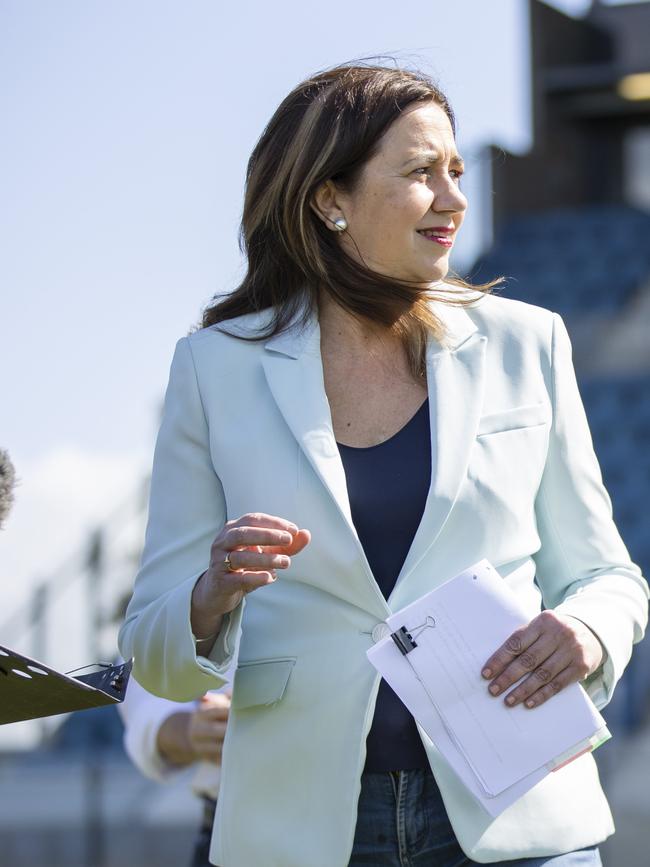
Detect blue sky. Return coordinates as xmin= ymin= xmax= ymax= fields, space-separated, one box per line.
xmin=0 ymin=0 xmax=619 ymax=655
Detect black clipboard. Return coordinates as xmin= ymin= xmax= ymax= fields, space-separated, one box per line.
xmin=0 ymin=644 xmax=132 ymax=725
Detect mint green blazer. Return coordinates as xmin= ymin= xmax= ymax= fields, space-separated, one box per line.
xmin=119 ymin=292 xmax=648 ymax=866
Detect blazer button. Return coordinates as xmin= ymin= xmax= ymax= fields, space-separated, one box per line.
xmin=371 ymin=623 xmax=391 ymax=644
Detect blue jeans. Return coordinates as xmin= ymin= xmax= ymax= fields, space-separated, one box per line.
xmin=349 ymin=770 xmax=602 ymax=866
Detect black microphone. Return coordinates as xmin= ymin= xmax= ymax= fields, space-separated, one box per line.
xmin=0 ymin=448 xmax=16 ymax=529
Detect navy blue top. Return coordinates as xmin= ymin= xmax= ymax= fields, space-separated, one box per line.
xmin=338 ymin=398 xmax=432 ymax=771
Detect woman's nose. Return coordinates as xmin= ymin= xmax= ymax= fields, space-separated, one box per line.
xmin=432 ymin=174 xmax=467 ymax=214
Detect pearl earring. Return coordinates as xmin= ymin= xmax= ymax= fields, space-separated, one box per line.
xmin=334 ymin=217 xmax=348 ymax=232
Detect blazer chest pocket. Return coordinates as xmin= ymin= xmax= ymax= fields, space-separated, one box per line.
xmin=231 ymin=657 xmax=296 ymax=711
xmin=477 ymin=402 xmax=549 ymax=438
xmin=468 ymin=401 xmax=549 ymax=523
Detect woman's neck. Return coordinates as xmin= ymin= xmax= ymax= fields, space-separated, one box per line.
xmin=317 ymin=294 xmax=401 ymax=357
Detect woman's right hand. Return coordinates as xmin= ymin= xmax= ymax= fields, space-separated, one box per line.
xmin=191 ymin=512 xmax=311 ymax=641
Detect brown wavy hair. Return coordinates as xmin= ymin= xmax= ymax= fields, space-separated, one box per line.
xmin=201 ymin=61 xmax=498 ymax=376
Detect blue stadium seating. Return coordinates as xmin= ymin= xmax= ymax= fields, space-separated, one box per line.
xmin=579 ymin=377 xmax=650 ymax=732
xmin=471 ymin=205 xmax=650 ymax=317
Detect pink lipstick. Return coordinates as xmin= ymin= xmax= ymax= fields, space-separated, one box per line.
xmin=417 ymin=227 xmax=454 ymax=247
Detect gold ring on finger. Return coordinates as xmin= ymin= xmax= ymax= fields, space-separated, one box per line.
xmin=224 ymin=553 xmax=237 ymax=572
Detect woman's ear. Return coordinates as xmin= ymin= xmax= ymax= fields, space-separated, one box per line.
xmin=310 ymin=180 xmax=346 ymax=231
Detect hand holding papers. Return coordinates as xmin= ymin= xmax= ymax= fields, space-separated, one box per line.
xmin=366 ymin=561 xmax=609 ymax=817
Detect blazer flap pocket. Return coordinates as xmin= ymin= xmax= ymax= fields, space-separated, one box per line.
xmin=232 ymin=657 xmax=296 ymax=710
xmin=477 ymin=402 xmax=548 ymax=437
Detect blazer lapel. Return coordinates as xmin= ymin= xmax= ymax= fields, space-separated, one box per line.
xmin=261 ymin=312 xmax=357 ymax=534
xmin=391 ymin=303 xmax=487 ymax=598
xmin=262 ymin=313 xmax=392 ymax=615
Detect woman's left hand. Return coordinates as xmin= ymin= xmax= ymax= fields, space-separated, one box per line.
xmin=481 ymin=611 xmax=604 ymax=709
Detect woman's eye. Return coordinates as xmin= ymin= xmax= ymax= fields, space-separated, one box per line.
xmin=413 ymin=166 xmax=463 ymax=183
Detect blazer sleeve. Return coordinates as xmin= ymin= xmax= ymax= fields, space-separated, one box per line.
xmin=118 ymin=336 xmax=243 ymax=701
xmin=533 ymin=313 xmax=649 ymax=709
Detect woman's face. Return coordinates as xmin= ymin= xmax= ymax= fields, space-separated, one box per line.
xmin=332 ymin=100 xmax=467 ymax=286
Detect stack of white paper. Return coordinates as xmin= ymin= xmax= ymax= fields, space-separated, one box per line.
xmin=366 ymin=560 xmax=609 ymax=817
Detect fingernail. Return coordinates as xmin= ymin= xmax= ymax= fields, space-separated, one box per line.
xmin=505 ymin=695 xmax=516 ymax=706
xmin=489 ymin=684 xmax=500 ymax=696
xmin=279 ymin=556 xmax=290 ymax=567
xmin=482 ymin=668 xmax=491 ymax=679
xmin=525 ymin=699 xmax=535 ymax=708
xmin=287 ymin=524 xmax=298 ymax=533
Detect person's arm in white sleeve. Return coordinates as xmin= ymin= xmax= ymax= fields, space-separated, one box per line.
xmin=118 ymin=336 xmax=243 ymax=700
xmin=534 ymin=313 xmax=649 ymax=708
xmin=118 ymin=675 xmax=198 ymax=782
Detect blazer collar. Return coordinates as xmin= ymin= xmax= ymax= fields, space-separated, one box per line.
xmin=263 ymin=294 xmax=480 ymax=360
xmin=263 ymin=309 xmax=318 ymax=359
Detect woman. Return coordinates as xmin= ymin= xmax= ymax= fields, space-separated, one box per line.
xmin=119 ymin=64 xmax=649 ymax=866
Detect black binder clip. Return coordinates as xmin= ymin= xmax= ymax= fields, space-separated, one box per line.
xmin=391 ymin=626 xmax=418 ymax=656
